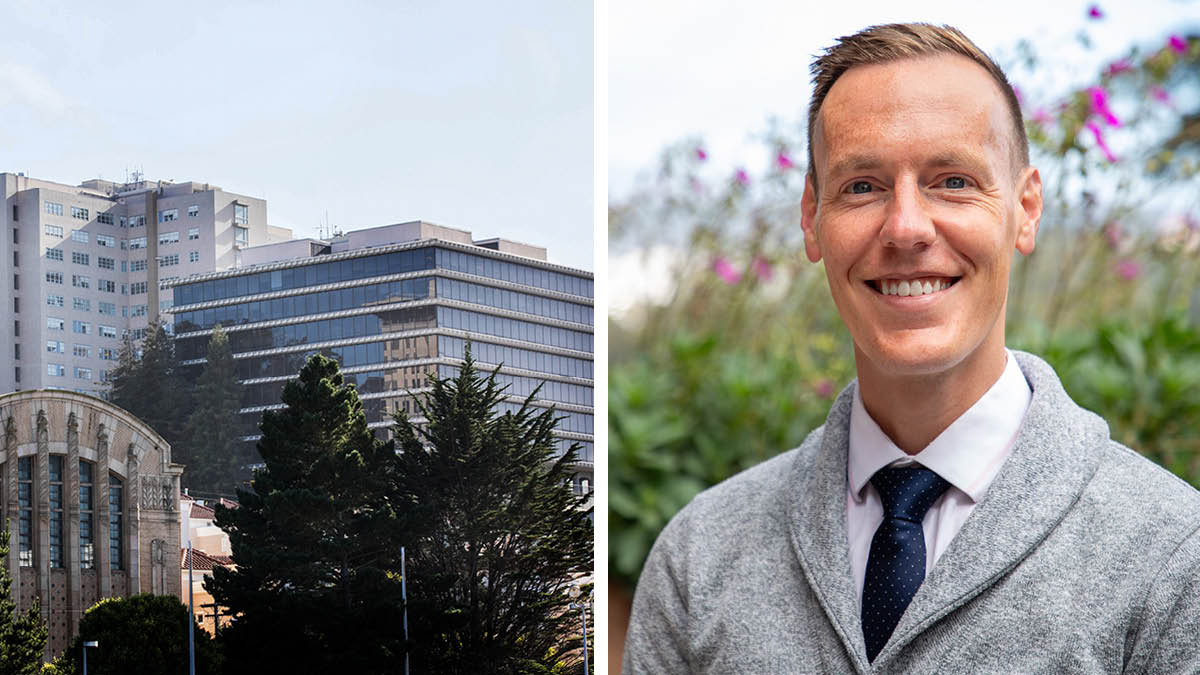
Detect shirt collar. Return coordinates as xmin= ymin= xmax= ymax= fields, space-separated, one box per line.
xmin=848 ymin=349 xmax=1032 ymax=503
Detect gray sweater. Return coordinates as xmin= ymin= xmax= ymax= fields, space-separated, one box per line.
xmin=624 ymin=352 xmax=1200 ymax=674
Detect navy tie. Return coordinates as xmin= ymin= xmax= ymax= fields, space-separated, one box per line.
xmin=861 ymin=466 xmax=951 ymax=662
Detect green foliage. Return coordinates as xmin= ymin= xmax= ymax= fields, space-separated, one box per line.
xmin=180 ymin=326 xmax=246 ymax=495
xmin=393 ymin=350 xmax=593 ymax=674
xmin=0 ymin=528 xmax=47 ymax=675
xmin=54 ymin=594 xmax=219 ymax=675
xmin=107 ymin=319 xmax=187 ymax=452
xmin=208 ymin=354 xmax=409 ymax=674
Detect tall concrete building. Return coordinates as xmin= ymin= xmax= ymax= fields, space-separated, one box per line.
xmin=0 ymin=172 xmax=292 ymax=398
xmin=166 ymin=222 xmax=595 ymax=494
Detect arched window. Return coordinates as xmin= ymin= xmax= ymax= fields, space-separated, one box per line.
xmin=79 ymin=460 xmax=94 ymax=569
xmin=49 ymin=455 xmax=63 ymax=568
xmin=109 ymin=474 xmax=123 ymax=570
xmin=18 ymin=457 xmax=33 ymax=567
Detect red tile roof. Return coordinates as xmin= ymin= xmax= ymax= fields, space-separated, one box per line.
xmin=182 ymin=548 xmax=233 ymax=572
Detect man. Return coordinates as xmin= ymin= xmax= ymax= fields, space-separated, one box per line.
xmin=623 ymin=23 xmax=1200 ymax=673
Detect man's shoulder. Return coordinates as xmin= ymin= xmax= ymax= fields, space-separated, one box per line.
xmin=1089 ymin=439 xmax=1200 ymax=536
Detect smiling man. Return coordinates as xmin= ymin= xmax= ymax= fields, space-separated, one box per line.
xmin=623 ymin=24 xmax=1200 ymax=674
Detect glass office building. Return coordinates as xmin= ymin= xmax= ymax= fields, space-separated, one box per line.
xmin=166 ymin=222 xmax=594 ymax=494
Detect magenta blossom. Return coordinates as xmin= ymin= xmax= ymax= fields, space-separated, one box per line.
xmin=752 ymin=256 xmax=773 ymax=281
xmin=696 ymin=147 xmax=708 ymax=161
xmin=1115 ymin=260 xmax=1141 ymax=281
xmin=1085 ymin=121 xmax=1118 ymax=162
xmin=1032 ymin=107 xmax=1055 ymax=126
xmin=1150 ymin=85 xmax=1173 ymax=107
xmin=1087 ymin=4 xmax=1103 ymax=18
xmin=1104 ymin=59 xmax=1133 ymax=77
xmin=712 ymin=257 xmax=742 ymax=285
xmin=735 ymin=168 xmax=750 ymax=186
xmin=1168 ymin=35 xmax=1188 ymax=55
xmin=814 ymin=379 xmax=835 ymax=398
xmin=776 ymin=152 xmax=795 ymax=170
xmin=1104 ymin=222 xmax=1124 ymax=251
xmin=1088 ymin=87 xmax=1121 ymax=127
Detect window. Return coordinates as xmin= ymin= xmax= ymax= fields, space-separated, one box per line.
xmin=46 ymin=248 xmax=63 ymax=261
xmin=130 ymin=281 xmax=147 ymax=295
xmin=97 ymin=234 xmax=116 ymax=247
xmin=71 ymin=206 xmax=89 ymax=220
xmin=131 ymin=305 xmax=147 ymax=317
xmin=128 ymin=215 xmax=144 ymax=227
xmin=131 ymin=259 xmax=147 ymax=272
xmin=98 ymin=256 xmax=114 ymax=270
xmin=98 ymin=279 xmax=115 ymax=293
xmin=72 ymin=274 xmax=90 ymax=288
xmin=46 ymin=271 xmax=63 ymax=284
xmin=46 ymin=294 xmax=64 ymax=307
xmin=97 ymin=213 xmax=114 ymax=225
xmin=99 ymin=325 xmax=117 ymax=339
xmin=73 ymin=297 xmax=90 ymax=312
xmin=11 ymin=204 xmax=16 ymax=221
xmin=44 ymin=224 xmax=63 ymax=237
xmin=72 ymin=252 xmax=89 ymax=265
xmin=74 ymin=367 xmax=91 ymax=380
xmin=131 ymin=327 xmax=146 ymax=340
xmin=188 ymin=250 xmax=200 ymax=263
xmin=80 ymin=461 xmax=94 ymax=569
xmin=47 ymin=363 xmax=65 ymax=376
xmin=98 ymin=302 xmax=116 ymax=315
xmin=109 ymin=475 xmax=123 ymax=570
xmin=13 ymin=343 xmax=18 ymax=360
xmin=12 ymin=251 xmax=17 ymax=267
xmin=120 ymin=240 xmax=128 ymax=250
xmin=159 ymin=231 xmax=179 ymax=245
xmin=234 ymin=226 xmax=248 ymax=247
xmin=47 ymin=317 xmax=65 ymax=331
xmin=99 ymin=348 xmax=117 ymax=360
xmin=71 ymin=230 xmax=89 ymax=243
xmin=45 ymin=201 xmax=63 ymax=216
xmin=46 ymin=340 xmax=65 ymax=353
xmin=18 ymin=457 xmax=33 ymax=566
xmin=73 ymin=320 xmax=90 ymax=335
xmin=73 ymin=344 xmax=90 ymax=358
xmin=49 ymin=456 xmax=63 ymax=568
xmin=188 ymin=205 xmax=199 ymax=217
xmin=159 ymin=253 xmax=179 ymax=267
xmin=234 ymin=203 xmax=249 ymax=225
xmin=129 ymin=237 xmax=146 ymax=250
xmin=158 ymin=208 xmax=178 ymax=222
xmin=188 ymin=227 xmax=200 ymax=240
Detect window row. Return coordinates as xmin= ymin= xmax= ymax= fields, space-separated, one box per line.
xmin=437 ymin=364 xmax=593 ymax=407
xmin=437 ymin=307 xmax=593 ymax=353
xmin=13 ymin=457 xmax=122 ymax=569
xmin=435 ymin=248 xmax=592 ymax=299
xmin=46 ymin=318 xmax=117 ymax=338
xmin=438 ymin=277 xmax=592 ymax=326
xmin=438 ymin=335 xmax=593 ymax=380
xmin=237 ymin=363 xmax=439 ymax=409
xmin=216 ymin=334 xmax=436 ymax=381
xmin=173 ymin=277 xmax=435 ymax=332
xmin=491 ymin=398 xmax=594 ymax=434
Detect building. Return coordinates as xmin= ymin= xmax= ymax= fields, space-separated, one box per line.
xmin=179 ymin=492 xmax=235 ymax=635
xmin=0 ymin=389 xmax=183 ymax=659
xmin=0 ymin=172 xmax=292 ymax=398
xmin=165 ymin=221 xmax=594 ymax=494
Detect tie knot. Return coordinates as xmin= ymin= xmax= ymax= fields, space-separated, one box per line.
xmin=871 ymin=466 xmax=950 ymax=523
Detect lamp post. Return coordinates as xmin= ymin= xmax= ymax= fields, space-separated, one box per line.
xmin=568 ymin=583 xmax=592 ymax=674
xmin=82 ymin=640 xmax=98 ymax=675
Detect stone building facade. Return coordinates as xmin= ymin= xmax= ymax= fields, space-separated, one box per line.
xmin=0 ymin=389 xmax=183 ymax=659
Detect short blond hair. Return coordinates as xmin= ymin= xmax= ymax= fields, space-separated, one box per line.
xmin=806 ymin=23 xmax=1028 ymax=187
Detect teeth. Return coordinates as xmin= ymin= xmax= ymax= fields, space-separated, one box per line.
xmin=877 ymin=278 xmax=953 ymax=296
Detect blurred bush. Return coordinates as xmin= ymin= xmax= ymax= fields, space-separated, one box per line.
xmin=610 ymin=27 xmax=1199 ymax=588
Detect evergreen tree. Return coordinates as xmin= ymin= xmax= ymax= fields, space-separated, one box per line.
xmin=106 ymin=319 xmax=186 ymax=449
xmin=393 ymin=351 xmax=593 ymax=674
xmin=0 ymin=528 xmax=48 ymax=674
xmin=207 ymin=354 xmax=410 ymax=674
xmin=181 ymin=325 xmax=245 ymax=495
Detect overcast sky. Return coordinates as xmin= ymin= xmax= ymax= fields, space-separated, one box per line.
xmin=0 ymin=0 xmax=593 ymax=271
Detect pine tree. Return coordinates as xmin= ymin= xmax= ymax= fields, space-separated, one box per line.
xmin=107 ymin=319 xmax=186 ymax=449
xmin=181 ymin=325 xmax=245 ymax=496
xmin=0 ymin=528 xmax=48 ymax=674
xmin=393 ymin=350 xmax=593 ymax=674
xmin=207 ymin=354 xmax=410 ymax=674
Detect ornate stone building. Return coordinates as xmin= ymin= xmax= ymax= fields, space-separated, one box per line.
xmin=0 ymin=389 xmax=183 ymax=658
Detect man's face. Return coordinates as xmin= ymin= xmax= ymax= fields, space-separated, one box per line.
xmin=801 ymin=53 xmax=1042 ymax=381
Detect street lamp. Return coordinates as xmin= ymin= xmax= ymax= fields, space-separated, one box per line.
xmin=568 ymin=583 xmax=592 ymax=674
xmin=82 ymin=640 xmax=98 ymax=675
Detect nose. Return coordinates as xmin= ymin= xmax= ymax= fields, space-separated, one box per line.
xmin=879 ymin=177 xmax=935 ymax=250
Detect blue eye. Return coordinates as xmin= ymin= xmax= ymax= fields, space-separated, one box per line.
xmin=944 ymin=176 xmax=967 ymax=189
xmin=850 ymin=181 xmax=873 ymax=194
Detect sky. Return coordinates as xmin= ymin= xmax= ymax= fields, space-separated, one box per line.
xmin=0 ymin=0 xmax=593 ymax=271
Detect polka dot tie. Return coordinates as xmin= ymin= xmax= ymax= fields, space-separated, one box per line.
xmin=861 ymin=466 xmax=950 ymax=662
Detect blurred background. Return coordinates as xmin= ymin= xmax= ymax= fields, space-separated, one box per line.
xmin=608 ymin=1 xmax=1200 ymax=668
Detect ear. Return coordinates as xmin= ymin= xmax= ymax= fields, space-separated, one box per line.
xmin=801 ymin=173 xmax=823 ymax=263
xmin=1014 ymin=166 xmax=1042 ymax=256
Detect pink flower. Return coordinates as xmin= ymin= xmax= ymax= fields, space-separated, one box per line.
xmin=1104 ymin=222 xmax=1124 ymax=251
xmin=696 ymin=147 xmax=708 ymax=161
xmin=1150 ymin=85 xmax=1173 ymax=108
xmin=752 ymin=256 xmax=772 ymax=281
xmin=1088 ymin=87 xmax=1121 ymax=127
xmin=712 ymin=257 xmax=742 ymax=285
xmin=815 ymin=379 xmax=835 ymax=398
xmin=776 ymin=152 xmax=795 ymax=170
xmin=1011 ymin=84 xmax=1024 ymax=107
xmin=1168 ymin=35 xmax=1187 ymax=55
xmin=1115 ymin=259 xmax=1141 ymax=281
xmin=1104 ymin=59 xmax=1133 ymax=77
xmin=1085 ymin=121 xmax=1119 ymax=162
xmin=1087 ymin=4 xmax=1103 ymax=18
xmin=1032 ymin=108 xmax=1055 ymax=126
xmin=735 ymin=168 xmax=750 ymax=186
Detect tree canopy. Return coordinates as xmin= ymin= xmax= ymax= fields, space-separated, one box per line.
xmin=181 ymin=325 xmax=246 ymax=495
xmin=0 ymin=528 xmax=47 ymax=675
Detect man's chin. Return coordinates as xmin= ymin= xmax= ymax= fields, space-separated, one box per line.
xmin=853 ymin=335 xmax=971 ymax=380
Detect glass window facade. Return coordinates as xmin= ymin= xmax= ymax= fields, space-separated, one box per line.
xmin=80 ymin=461 xmax=94 ymax=569
xmin=49 ymin=456 xmax=63 ymax=568
xmin=18 ymin=457 xmax=32 ymax=567
xmin=435 ymin=248 xmax=591 ymax=298
xmin=438 ymin=278 xmax=592 ymax=325
xmin=109 ymin=475 xmax=123 ymax=570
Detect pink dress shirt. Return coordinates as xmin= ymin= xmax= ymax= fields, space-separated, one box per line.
xmin=846 ymin=350 xmax=1032 ymax=604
